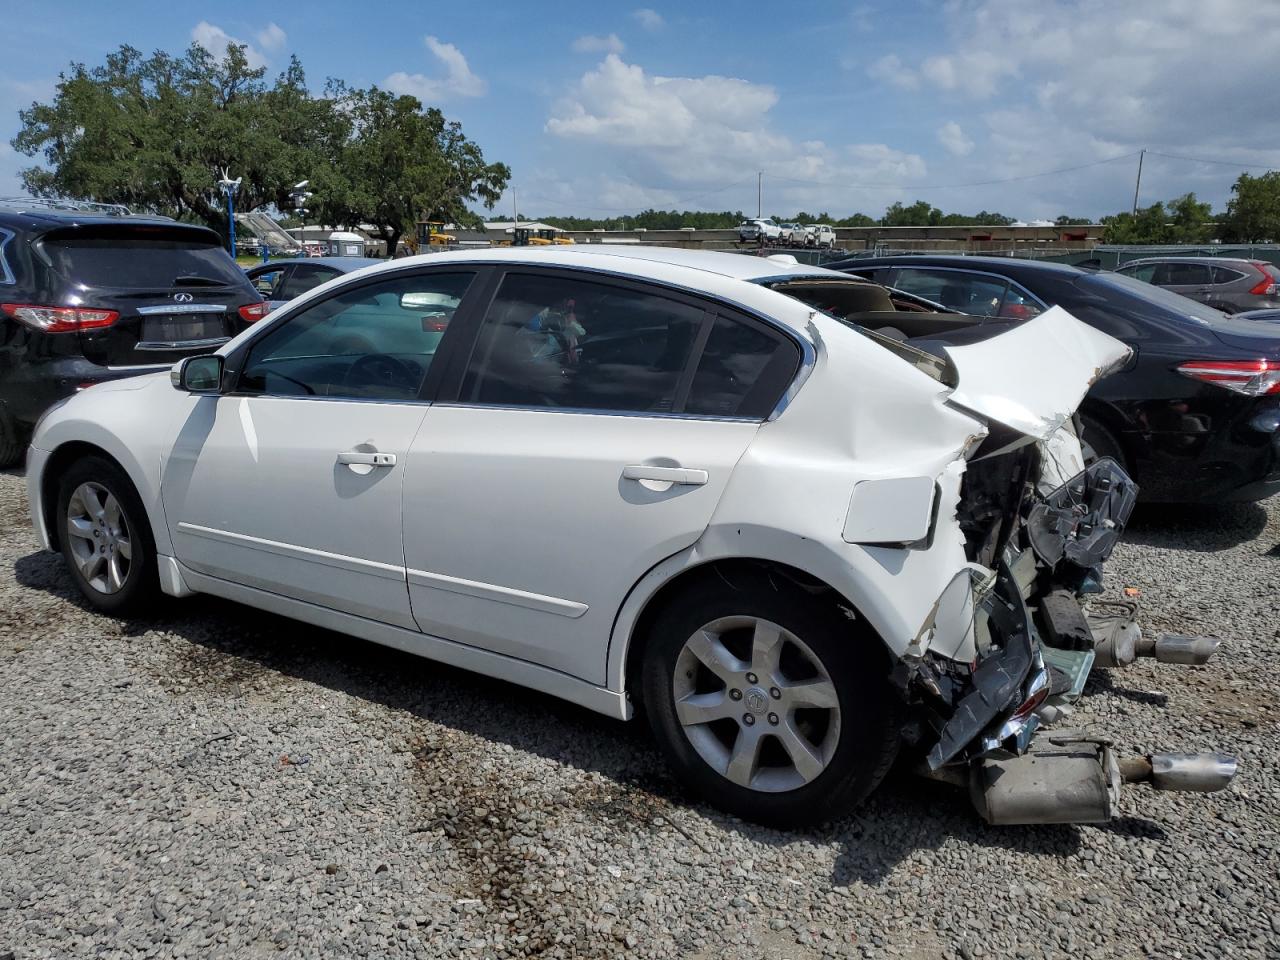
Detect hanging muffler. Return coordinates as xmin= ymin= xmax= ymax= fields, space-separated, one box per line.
xmin=970 ymin=733 xmax=1238 ymax=825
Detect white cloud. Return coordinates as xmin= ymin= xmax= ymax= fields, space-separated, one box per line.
xmin=861 ymin=0 xmax=1280 ymax=215
xmin=545 ymin=55 xmax=925 ymax=214
xmin=384 ymin=35 xmax=486 ymax=102
xmin=255 ymin=23 xmax=287 ymax=51
xmin=936 ymin=121 xmax=974 ymax=157
xmin=191 ymin=21 xmax=269 ymax=69
xmin=572 ymin=33 xmax=625 ymax=55
xmin=865 ymin=54 xmax=918 ymax=90
xmin=631 ymin=8 xmax=664 ymax=31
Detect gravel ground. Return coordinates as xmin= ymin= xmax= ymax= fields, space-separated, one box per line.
xmin=1 ymin=466 xmax=1278 ymax=960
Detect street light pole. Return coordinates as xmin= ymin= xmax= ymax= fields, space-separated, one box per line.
xmin=217 ymin=169 xmax=243 ymax=258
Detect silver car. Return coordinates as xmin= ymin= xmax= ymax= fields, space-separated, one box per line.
xmin=1113 ymin=256 xmax=1280 ymax=314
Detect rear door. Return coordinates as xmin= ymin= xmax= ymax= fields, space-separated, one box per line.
xmin=37 ymin=225 xmax=257 ymax=368
xmin=1151 ymin=261 xmax=1212 ymax=302
xmin=401 ymin=268 xmax=801 ymax=684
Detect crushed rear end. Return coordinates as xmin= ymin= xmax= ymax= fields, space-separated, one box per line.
xmin=890 ymin=307 xmax=1238 ymax=823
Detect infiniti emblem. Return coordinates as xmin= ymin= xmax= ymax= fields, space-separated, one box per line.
xmin=173 ymin=292 xmax=194 ymax=303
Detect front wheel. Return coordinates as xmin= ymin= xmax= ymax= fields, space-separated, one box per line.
xmin=641 ymin=570 xmax=900 ymax=827
xmin=56 ymin=456 xmax=158 ymax=614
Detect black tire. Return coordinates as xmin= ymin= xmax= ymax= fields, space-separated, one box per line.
xmin=640 ymin=568 xmax=900 ymax=827
xmin=55 ymin=455 xmax=158 ymax=615
xmin=1079 ymin=415 xmax=1126 ymax=470
xmin=0 ymin=405 xmax=23 ymax=468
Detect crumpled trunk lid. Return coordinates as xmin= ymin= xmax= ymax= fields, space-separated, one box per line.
xmin=939 ymin=306 xmax=1131 ymax=440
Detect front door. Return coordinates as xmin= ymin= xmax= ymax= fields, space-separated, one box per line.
xmin=402 ymin=269 xmax=801 ymax=684
xmin=162 ymin=268 xmax=479 ymax=628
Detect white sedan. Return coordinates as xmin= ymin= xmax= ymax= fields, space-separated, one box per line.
xmin=26 ymin=246 xmax=1235 ymax=826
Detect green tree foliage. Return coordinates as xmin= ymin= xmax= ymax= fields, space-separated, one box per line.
xmin=1055 ymin=215 xmax=1092 ymax=225
xmin=1220 ymin=172 xmax=1280 ymax=243
xmin=314 ymin=84 xmax=509 ymax=257
xmin=1100 ymin=193 xmax=1213 ymax=244
xmin=879 ymin=201 xmax=1014 ymax=227
xmin=12 ymin=42 xmax=508 ymax=256
xmin=13 ymin=44 xmax=342 ymax=231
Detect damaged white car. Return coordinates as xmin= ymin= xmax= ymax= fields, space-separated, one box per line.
xmin=25 ymin=247 xmax=1237 ymax=827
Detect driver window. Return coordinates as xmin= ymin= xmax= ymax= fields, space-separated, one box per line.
xmin=238 ymin=271 xmax=474 ymax=401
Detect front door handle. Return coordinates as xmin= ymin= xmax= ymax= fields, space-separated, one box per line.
xmin=337 ymin=451 xmax=397 ymax=467
xmin=622 ymin=464 xmax=708 ymax=486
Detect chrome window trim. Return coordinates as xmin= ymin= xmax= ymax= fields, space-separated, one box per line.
xmin=0 ymin=228 xmax=15 ymax=284
xmin=431 ymin=401 xmax=760 ymax=424
xmin=885 ymin=264 xmax=1050 ymax=312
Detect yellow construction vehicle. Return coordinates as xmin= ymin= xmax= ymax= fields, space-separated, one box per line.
xmin=507 ymin=226 xmax=574 ymax=246
xmin=405 ymin=220 xmax=457 ymax=254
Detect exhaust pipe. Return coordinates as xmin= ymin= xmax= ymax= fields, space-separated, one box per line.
xmin=971 ymin=740 xmax=1238 ymax=825
xmin=1134 ymin=634 xmax=1220 ymax=666
xmin=1117 ymin=752 xmax=1237 ymax=792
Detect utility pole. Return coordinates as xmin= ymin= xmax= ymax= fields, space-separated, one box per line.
xmin=757 ymin=171 xmax=763 ymax=219
xmin=513 ymin=187 xmax=518 ymax=227
xmin=1131 ymin=149 xmax=1145 ymax=215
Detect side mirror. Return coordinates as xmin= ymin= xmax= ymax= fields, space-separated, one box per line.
xmin=171 ymin=355 xmax=224 ymax=394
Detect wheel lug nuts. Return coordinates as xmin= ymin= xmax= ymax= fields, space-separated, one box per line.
xmin=770 ymin=687 xmax=781 ymax=700
xmin=729 ymin=689 xmax=742 ymax=701
xmin=743 ymin=714 xmax=755 ymax=726
xmin=768 ymin=713 xmax=779 ymax=725
xmin=746 ymin=673 xmax=758 ymax=684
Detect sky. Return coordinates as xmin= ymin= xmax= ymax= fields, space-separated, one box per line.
xmin=2 ymin=0 xmax=1278 ymax=223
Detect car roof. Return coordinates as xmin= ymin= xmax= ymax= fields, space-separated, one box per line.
xmin=831 ymin=253 xmax=1088 ymax=279
xmin=1119 ymin=256 xmax=1258 ymax=266
xmin=307 ymin=245 xmax=860 ymax=338
xmin=247 ymin=256 xmax=383 ymax=272
xmin=0 ymin=206 xmax=198 ymax=233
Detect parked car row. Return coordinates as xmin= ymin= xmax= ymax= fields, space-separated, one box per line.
xmin=26 ymin=244 xmax=1237 ymax=828
xmin=736 ymin=218 xmax=837 ymax=248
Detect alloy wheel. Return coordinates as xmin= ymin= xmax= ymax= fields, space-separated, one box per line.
xmin=672 ymin=615 xmax=841 ymax=793
xmin=65 ymin=481 xmax=132 ymax=595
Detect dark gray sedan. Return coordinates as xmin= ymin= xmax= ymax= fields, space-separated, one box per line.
xmin=244 ymin=257 xmax=383 ymax=313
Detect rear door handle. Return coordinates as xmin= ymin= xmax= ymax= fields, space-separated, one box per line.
xmin=337 ymin=451 xmax=397 ymax=467
xmin=622 ymin=464 xmax=708 ymax=486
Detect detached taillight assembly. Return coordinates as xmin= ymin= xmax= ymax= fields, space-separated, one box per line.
xmin=1176 ymin=358 xmax=1280 ymax=396
xmin=1249 ymin=262 xmax=1278 ymax=297
xmin=2 ymin=303 xmax=119 ymax=333
xmin=238 ymin=301 xmax=270 ymax=323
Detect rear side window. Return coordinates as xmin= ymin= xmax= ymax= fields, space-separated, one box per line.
xmin=1212 ymin=266 xmax=1246 ymax=284
xmin=461 ymin=273 xmax=705 ymax=413
xmin=1117 ymin=262 xmax=1158 ymax=282
xmin=686 ymin=315 xmax=799 ymax=418
xmin=38 ymin=229 xmax=245 ymax=289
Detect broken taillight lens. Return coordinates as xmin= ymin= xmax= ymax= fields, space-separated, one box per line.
xmin=1175 ymin=359 xmax=1280 ymax=396
xmin=2 ymin=303 xmax=119 ymax=333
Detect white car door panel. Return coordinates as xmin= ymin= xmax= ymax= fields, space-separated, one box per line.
xmin=161 ymin=268 xmax=478 ymax=628
xmin=402 ymin=407 xmax=759 ymax=683
xmin=164 ymin=396 xmax=427 ymax=628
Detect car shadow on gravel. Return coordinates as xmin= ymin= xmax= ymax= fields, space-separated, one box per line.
xmin=1122 ymin=500 xmax=1269 ymax=552
xmin=13 ymin=548 xmax=1164 ymax=887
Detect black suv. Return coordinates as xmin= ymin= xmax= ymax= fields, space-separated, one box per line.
xmin=0 ymin=200 xmax=266 ymax=465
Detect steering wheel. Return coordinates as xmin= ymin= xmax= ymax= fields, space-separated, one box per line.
xmin=343 ymin=353 xmax=420 ymax=393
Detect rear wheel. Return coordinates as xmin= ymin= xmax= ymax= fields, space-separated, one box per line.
xmin=56 ymin=456 xmax=158 ymax=615
xmin=641 ymin=570 xmax=900 ymax=827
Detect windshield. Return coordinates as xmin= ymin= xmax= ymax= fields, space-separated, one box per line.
xmin=1083 ymin=271 xmax=1229 ymax=325
xmin=39 ymin=228 xmax=246 ymax=290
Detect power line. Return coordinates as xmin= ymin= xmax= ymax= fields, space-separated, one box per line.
xmin=1145 ymin=150 xmax=1280 ymax=171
